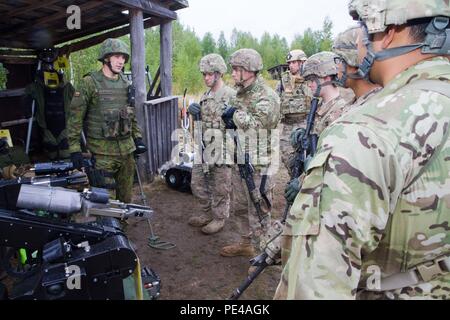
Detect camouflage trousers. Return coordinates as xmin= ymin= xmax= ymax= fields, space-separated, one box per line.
xmin=232 ymin=166 xmax=274 ymax=251
xmin=280 ymin=116 xmax=307 ymax=176
xmin=190 ymin=164 xmax=232 ymax=220
xmin=93 ymin=153 xmax=135 ymax=203
xmin=230 ymin=167 xmax=248 ymax=215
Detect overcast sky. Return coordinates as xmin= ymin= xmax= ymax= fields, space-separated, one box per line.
xmin=177 ymin=0 xmax=355 ymax=43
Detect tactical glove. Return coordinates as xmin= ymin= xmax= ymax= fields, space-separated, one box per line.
xmin=222 ymin=105 xmax=237 ymax=130
xmin=290 ymin=127 xmax=306 ymax=148
xmin=284 ymin=178 xmax=301 ymax=203
xmin=188 ymin=103 xmax=202 ymax=120
xmin=134 ymin=138 xmax=148 ymax=155
xmin=70 ymin=152 xmax=85 ymax=170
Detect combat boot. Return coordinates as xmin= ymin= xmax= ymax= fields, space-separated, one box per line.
xmin=188 ymin=215 xmax=212 ymax=227
xmin=201 ymin=219 xmax=225 ymax=235
xmin=220 ymin=242 xmax=256 ymax=257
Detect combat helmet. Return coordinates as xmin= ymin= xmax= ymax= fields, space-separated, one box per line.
xmin=332 ymin=26 xmax=360 ymax=68
xmin=98 ymin=38 xmax=130 ymax=63
xmin=348 ymin=0 xmax=450 ymax=79
xmin=229 ymin=49 xmax=263 ymax=72
xmin=302 ymin=51 xmax=340 ymax=79
xmin=286 ymin=49 xmax=307 ymax=63
xmin=348 ymin=0 xmax=450 ymax=35
xmin=199 ymin=54 xmax=227 ymax=74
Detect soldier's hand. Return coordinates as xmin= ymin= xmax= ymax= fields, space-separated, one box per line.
xmin=222 ymin=105 xmax=237 ymax=130
xmin=70 ymin=152 xmax=85 ymax=170
xmin=284 ymin=178 xmax=301 ymax=203
xmin=188 ymin=103 xmax=201 ymax=119
xmin=134 ymin=138 xmax=148 ymax=155
xmin=290 ymin=127 xmax=306 ymax=148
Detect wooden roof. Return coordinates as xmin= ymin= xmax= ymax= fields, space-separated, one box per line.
xmin=0 ymin=0 xmax=188 ymax=49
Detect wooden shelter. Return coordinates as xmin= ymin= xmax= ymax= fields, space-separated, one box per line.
xmin=0 ymin=0 xmax=189 ymax=180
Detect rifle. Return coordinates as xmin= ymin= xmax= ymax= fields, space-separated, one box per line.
xmin=32 ymin=159 xmax=93 ymax=176
xmin=229 ymin=128 xmax=271 ymax=226
xmin=278 ymin=66 xmax=285 ymax=95
xmin=228 ymin=88 xmax=321 ymax=300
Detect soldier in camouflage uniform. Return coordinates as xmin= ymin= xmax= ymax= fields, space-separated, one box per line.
xmin=187 ymin=54 xmax=236 ymax=235
xmin=332 ymin=25 xmax=382 ymax=108
xmin=300 ymin=51 xmax=349 ymax=135
xmin=67 ymin=38 xmax=146 ymax=203
xmin=276 ymin=50 xmax=310 ymax=174
xmin=283 ymin=51 xmax=352 ymax=251
xmin=275 ymin=0 xmax=450 ymax=300
xmin=220 ymin=49 xmax=280 ymax=257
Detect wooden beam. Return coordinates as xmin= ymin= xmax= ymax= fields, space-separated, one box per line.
xmin=6 ymin=0 xmax=61 ymax=18
xmin=59 ymin=18 xmax=161 ymax=54
xmin=0 ymin=1 xmax=105 ymax=36
xmin=110 ymin=0 xmax=177 ymax=20
xmin=36 ymin=1 xmax=105 ymax=27
xmin=160 ymin=20 xmax=173 ymax=97
xmin=0 ymin=49 xmax=35 ymax=56
xmin=130 ymin=8 xmax=149 ymax=181
xmin=56 ymin=16 xmax=131 ymax=45
xmin=0 ymin=56 xmax=36 ymax=65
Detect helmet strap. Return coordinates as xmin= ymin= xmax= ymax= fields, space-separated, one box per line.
xmin=106 ymin=60 xmax=121 ymax=75
xmin=358 ymin=23 xmax=426 ymax=79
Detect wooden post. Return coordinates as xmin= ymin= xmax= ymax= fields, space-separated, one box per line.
xmin=130 ymin=8 xmax=148 ymax=181
xmin=160 ymin=21 xmax=173 ymax=97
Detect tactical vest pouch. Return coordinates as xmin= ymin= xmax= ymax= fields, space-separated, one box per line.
xmin=102 ymin=109 xmax=121 ymax=139
xmin=119 ymin=107 xmax=133 ymax=137
xmin=101 ymin=107 xmax=132 ymax=140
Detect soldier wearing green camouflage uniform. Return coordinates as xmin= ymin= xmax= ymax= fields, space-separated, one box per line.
xmin=220 ymin=49 xmax=280 ymax=257
xmin=187 ymin=54 xmax=236 ymax=235
xmin=67 ymin=38 xmax=145 ymax=203
xmin=276 ymin=50 xmax=310 ymax=173
xmin=332 ymin=26 xmax=382 ymax=109
xmin=275 ymin=0 xmax=450 ymax=300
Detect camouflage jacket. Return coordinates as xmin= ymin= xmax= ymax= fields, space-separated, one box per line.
xmin=233 ymin=76 xmax=281 ymax=171
xmin=277 ymin=71 xmax=311 ymax=117
xmin=314 ymin=95 xmax=349 ymax=135
xmin=275 ymin=57 xmax=450 ymax=300
xmin=200 ymin=84 xmax=236 ymax=133
xmin=199 ymin=84 xmax=236 ymax=165
xmin=67 ymin=70 xmax=142 ymax=156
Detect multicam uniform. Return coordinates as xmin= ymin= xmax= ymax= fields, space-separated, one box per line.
xmin=278 ymin=70 xmax=311 ymax=172
xmin=190 ymin=84 xmax=236 ymax=226
xmin=67 ymin=69 xmax=142 ymax=203
xmin=313 ymin=95 xmax=349 ymax=135
xmin=275 ymin=56 xmax=450 ymax=300
xmin=232 ymin=75 xmax=281 ymax=250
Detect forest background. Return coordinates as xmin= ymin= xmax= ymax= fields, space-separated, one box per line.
xmin=0 ymin=17 xmax=334 ymax=94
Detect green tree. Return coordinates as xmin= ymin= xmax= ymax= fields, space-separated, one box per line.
xmin=172 ymin=22 xmax=203 ymax=95
xmin=319 ymin=16 xmax=333 ymax=52
xmin=217 ymin=31 xmax=229 ymax=60
xmin=201 ymin=32 xmax=216 ymax=56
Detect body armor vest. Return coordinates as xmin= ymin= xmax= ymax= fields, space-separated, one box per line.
xmin=85 ymin=72 xmax=132 ymax=140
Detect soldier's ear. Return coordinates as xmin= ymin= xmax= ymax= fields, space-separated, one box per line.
xmin=381 ymin=26 xmax=397 ymax=49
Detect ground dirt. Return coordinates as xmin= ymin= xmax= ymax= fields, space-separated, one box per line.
xmin=127 ymin=166 xmax=290 ymax=300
